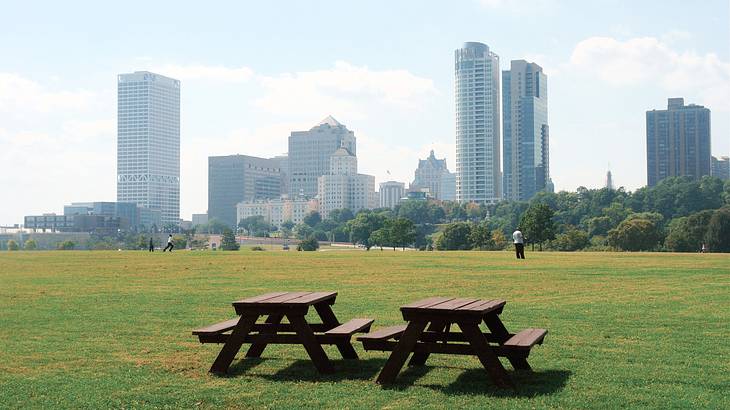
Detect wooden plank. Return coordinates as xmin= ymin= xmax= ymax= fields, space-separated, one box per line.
xmin=286 ymin=291 xmax=338 ymax=306
xmin=458 ymin=321 xmax=513 ymax=388
xmin=504 ymin=328 xmax=548 ymax=349
xmin=424 ymin=298 xmax=480 ymax=311
xmin=258 ymin=291 xmax=313 ymax=304
xmin=400 ymin=296 xmax=454 ymax=310
xmin=325 ymin=318 xmax=374 ymax=335
xmin=245 ymin=314 xmax=283 ymax=358
xmin=287 ymin=314 xmax=334 ymax=374
xmin=209 ymin=314 xmax=259 ymax=375
xmin=375 ymin=320 xmax=428 ymax=384
xmin=361 ymin=340 xmax=530 ymax=358
xmin=457 ymin=299 xmax=506 ymax=314
xmin=356 ymin=325 xmax=407 ymax=341
xmin=233 ymin=291 xmax=289 ymax=305
xmin=192 ymin=317 xmax=239 ymax=335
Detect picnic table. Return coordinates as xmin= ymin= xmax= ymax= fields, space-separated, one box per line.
xmin=358 ymin=297 xmax=547 ymax=388
xmin=193 ymin=291 xmax=373 ymax=375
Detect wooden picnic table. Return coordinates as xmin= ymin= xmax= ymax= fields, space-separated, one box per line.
xmin=192 ymin=291 xmax=373 ymax=375
xmin=358 ymin=297 xmax=547 ymax=388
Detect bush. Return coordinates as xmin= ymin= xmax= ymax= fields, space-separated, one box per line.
xmin=705 ymin=207 xmax=730 ymax=252
xmin=435 ymin=222 xmax=472 ymax=250
xmin=552 ymin=227 xmax=589 ymax=251
xmin=220 ymin=229 xmax=240 ymax=251
xmin=607 ymin=219 xmax=662 ymax=251
xmin=57 ymin=240 xmax=76 ymax=250
xmin=250 ymin=246 xmax=265 ymax=251
xmin=297 ymin=237 xmax=319 ymax=251
xmin=23 ymin=239 xmax=37 ymax=250
xmin=7 ymin=240 xmax=19 ymax=251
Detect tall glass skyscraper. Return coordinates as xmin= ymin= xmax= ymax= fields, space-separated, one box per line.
xmin=646 ymin=98 xmax=711 ymax=187
xmin=503 ymin=60 xmax=550 ymax=201
xmin=117 ymin=71 xmax=180 ymax=227
xmin=454 ymin=42 xmax=501 ymax=203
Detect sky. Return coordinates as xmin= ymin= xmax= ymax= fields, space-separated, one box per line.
xmin=0 ymin=0 xmax=729 ymax=225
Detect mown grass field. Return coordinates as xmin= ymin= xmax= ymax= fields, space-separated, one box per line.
xmin=1 ymin=250 xmax=728 ymax=409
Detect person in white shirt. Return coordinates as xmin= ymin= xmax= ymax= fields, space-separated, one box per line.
xmin=163 ymin=234 xmax=174 ymax=252
xmin=512 ymin=228 xmax=525 ymax=259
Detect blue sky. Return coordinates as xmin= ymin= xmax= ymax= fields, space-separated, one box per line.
xmin=1 ymin=0 xmax=728 ymax=225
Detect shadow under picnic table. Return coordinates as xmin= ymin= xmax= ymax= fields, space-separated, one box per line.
xmin=228 ymin=358 xmax=389 ymax=382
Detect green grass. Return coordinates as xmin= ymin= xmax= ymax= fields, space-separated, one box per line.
xmin=1 ymin=250 xmax=728 ymax=409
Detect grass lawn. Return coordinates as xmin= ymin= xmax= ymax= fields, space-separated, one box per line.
xmin=1 ymin=250 xmax=728 ymax=409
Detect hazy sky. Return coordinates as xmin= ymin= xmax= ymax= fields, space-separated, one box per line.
xmin=1 ymin=0 xmax=729 ymax=225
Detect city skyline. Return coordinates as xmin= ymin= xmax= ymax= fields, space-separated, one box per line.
xmin=1 ymin=1 xmax=729 ymax=225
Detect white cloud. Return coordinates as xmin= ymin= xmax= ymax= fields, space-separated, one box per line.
xmin=569 ymin=36 xmax=730 ymax=110
xmin=150 ymin=64 xmax=254 ymax=83
xmin=0 ymin=72 xmax=96 ymax=114
xmin=255 ymin=61 xmax=437 ymax=119
xmin=478 ymin=0 xmax=555 ymax=12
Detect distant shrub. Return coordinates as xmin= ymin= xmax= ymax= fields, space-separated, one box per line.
xmin=57 ymin=240 xmax=76 ymax=250
xmin=297 ymin=237 xmax=319 ymax=251
xmin=7 ymin=240 xmax=19 ymax=251
xmin=24 ymin=239 xmax=38 ymax=250
xmin=250 ymin=246 xmax=265 ymax=251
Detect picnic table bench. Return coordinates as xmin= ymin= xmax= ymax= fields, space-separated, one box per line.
xmin=193 ymin=291 xmax=373 ymax=375
xmin=358 ymin=297 xmax=547 ymax=388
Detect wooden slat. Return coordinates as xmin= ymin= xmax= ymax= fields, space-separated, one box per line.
xmin=357 ymin=324 xmax=407 ymax=341
xmin=401 ymin=297 xmax=455 ymax=310
xmin=286 ymin=291 xmax=338 ymax=305
xmin=457 ymin=299 xmax=506 ymax=314
xmin=192 ymin=317 xmax=239 ymax=335
xmin=325 ymin=318 xmax=374 ymax=335
xmin=504 ymin=328 xmax=548 ymax=349
xmin=258 ymin=291 xmax=313 ymax=304
xmin=233 ymin=291 xmax=289 ymax=305
xmin=425 ymin=298 xmax=480 ymax=311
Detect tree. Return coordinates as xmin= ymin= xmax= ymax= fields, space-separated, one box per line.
xmin=491 ymin=229 xmax=509 ymax=250
xmin=220 ymin=229 xmax=240 ymax=251
xmin=664 ymin=210 xmax=713 ymax=252
xmin=297 ymin=237 xmax=319 ymax=251
xmin=607 ymin=218 xmax=662 ymax=251
xmin=328 ymin=208 xmax=355 ymax=224
xmin=435 ymin=222 xmax=472 ymax=250
xmin=369 ymin=228 xmax=389 ymax=251
xmin=303 ymin=211 xmax=322 ymax=227
xmin=705 ymin=207 xmax=730 ymax=252
xmin=172 ymin=235 xmax=187 ymax=249
xmin=293 ymin=223 xmax=314 ymax=240
xmin=552 ymin=227 xmax=589 ymax=251
xmin=198 ymin=218 xmax=228 ymax=234
xmin=137 ymin=234 xmax=148 ymax=250
xmin=7 ymin=240 xmax=19 ymax=251
xmin=469 ymin=223 xmax=495 ymax=250
xmin=345 ymin=212 xmax=386 ymax=250
xmin=388 ymin=218 xmax=417 ymax=250
xmin=280 ymin=220 xmax=295 ymax=238
xmin=238 ymin=215 xmax=272 ymax=236
xmin=519 ymin=203 xmax=556 ymax=250
xmin=24 ymin=239 xmax=38 ymax=250
xmin=57 ymin=240 xmax=76 ymax=250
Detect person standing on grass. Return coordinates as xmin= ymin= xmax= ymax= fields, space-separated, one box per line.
xmin=163 ymin=234 xmax=174 ymax=252
xmin=513 ymin=227 xmax=525 ymax=259
xmin=149 ymin=237 xmax=154 ymax=252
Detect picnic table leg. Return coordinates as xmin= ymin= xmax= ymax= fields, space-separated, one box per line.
xmin=457 ymin=321 xmax=513 ymax=388
xmin=484 ymin=314 xmax=531 ymax=370
xmin=376 ymin=320 xmax=428 ymax=384
xmin=314 ymin=302 xmax=359 ymax=360
xmin=245 ymin=314 xmax=283 ymax=358
xmin=209 ymin=314 xmax=258 ymax=375
xmin=408 ymin=321 xmax=447 ymax=366
xmin=288 ymin=314 xmax=335 ymax=374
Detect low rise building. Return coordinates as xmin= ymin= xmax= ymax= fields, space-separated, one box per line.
xmin=237 ymin=197 xmax=319 ymax=227
xmin=379 ymin=181 xmax=406 ymax=209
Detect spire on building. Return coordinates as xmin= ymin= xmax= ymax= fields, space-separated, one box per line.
xmin=317 ymin=115 xmax=342 ymax=127
xmin=605 ymin=167 xmax=614 ymax=190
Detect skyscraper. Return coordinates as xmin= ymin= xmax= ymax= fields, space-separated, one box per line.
xmin=379 ymin=181 xmax=406 ymax=209
xmin=503 ymin=60 xmax=550 ymax=201
xmin=646 ymin=98 xmax=711 ymax=187
xmin=208 ymin=155 xmax=281 ymax=228
xmin=711 ymin=156 xmax=730 ymax=180
xmin=117 ymin=71 xmax=180 ymax=226
xmin=288 ymin=116 xmax=356 ymax=198
xmin=455 ymin=42 xmax=501 ymax=203
xmin=317 ymin=147 xmax=376 ymax=219
xmin=411 ymin=150 xmax=455 ymax=201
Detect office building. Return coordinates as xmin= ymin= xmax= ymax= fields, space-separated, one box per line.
xmin=646 ymin=98 xmax=711 ymax=186
xmin=288 ymin=116 xmax=356 ymax=198
xmin=379 ymin=181 xmax=406 ymax=209
xmin=317 ymin=147 xmax=376 ymax=219
xmin=271 ymin=154 xmax=289 ymax=196
xmin=61 ymin=201 xmax=160 ymax=230
xmin=711 ymin=156 xmax=730 ymax=180
xmin=192 ymin=213 xmax=208 ymax=227
xmin=117 ymin=71 xmax=180 ymax=226
xmin=208 ymin=155 xmax=282 ymax=228
xmin=411 ymin=150 xmax=456 ymax=201
xmin=503 ymin=60 xmax=550 ymax=201
xmin=455 ymin=42 xmax=501 ymax=203
xmin=237 ymin=197 xmax=318 ymax=227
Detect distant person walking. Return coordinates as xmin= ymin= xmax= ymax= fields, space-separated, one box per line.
xmin=513 ymin=228 xmax=525 ymax=259
xmin=148 ymin=237 xmax=154 ymax=252
xmin=163 ymin=234 xmax=174 ymax=252
xmin=701 ymin=243 xmax=708 ymax=253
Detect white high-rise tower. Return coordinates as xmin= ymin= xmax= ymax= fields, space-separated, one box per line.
xmin=117 ymin=71 xmax=180 ymax=226
xmin=455 ymin=42 xmax=501 ymax=203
